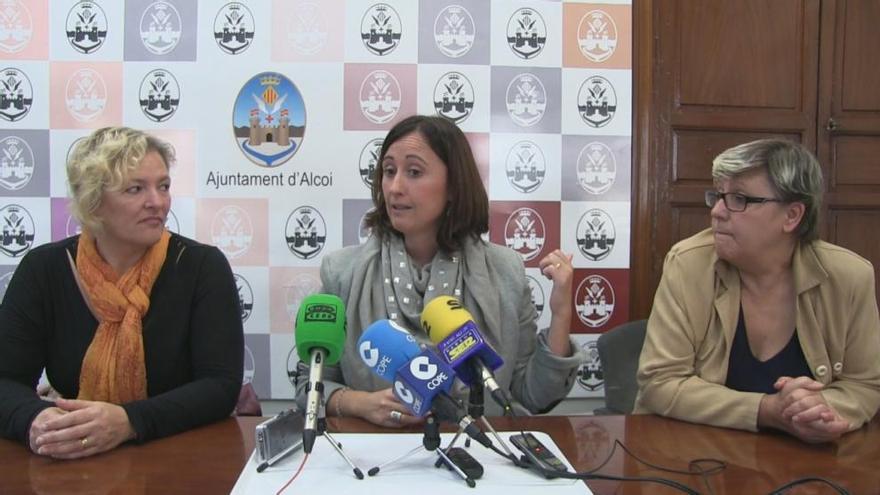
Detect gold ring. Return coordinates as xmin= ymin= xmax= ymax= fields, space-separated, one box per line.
xmin=390 ymin=410 xmax=403 ymax=422
xmin=81 ymin=437 xmax=89 ymax=448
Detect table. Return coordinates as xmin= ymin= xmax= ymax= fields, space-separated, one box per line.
xmin=2 ymin=414 xmax=877 ymax=494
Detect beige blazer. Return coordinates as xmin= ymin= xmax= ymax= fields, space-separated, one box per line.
xmin=635 ymin=229 xmax=880 ymax=432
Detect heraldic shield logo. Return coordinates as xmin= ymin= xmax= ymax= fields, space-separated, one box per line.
xmin=0 ymin=67 xmax=33 ymax=122
xmin=66 ymin=1 xmax=109 ymax=54
xmin=576 ymin=209 xmax=616 ymax=261
xmin=578 ymin=76 xmax=618 ymax=128
xmin=506 ymin=141 xmax=546 ymax=194
xmin=577 ymin=142 xmax=617 ymax=195
xmin=0 ymin=0 xmax=32 ymax=54
xmin=233 ymin=273 xmax=254 ymax=322
xmin=213 ymin=2 xmax=254 ymax=55
xmin=576 ymin=340 xmax=603 ymax=391
xmin=434 ymin=5 xmax=474 ymax=58
xmin=433 ymin=71 xmax=473 ymax=124
xmin=360 ymin=3 xmax=402 ymax=56
xmin=285 ymin=206 xmax=327 ymax=260
xmin=66 ymin=68 xmax=108 ymax=123
xmin=140 ymin=1 xmax=182 ymax=55
xmin=233 ymin=72 xmax=305 ymax=167
xmin=0 ymin=204 xmax=35 ymax=257
xmin=576 ymin=274 xmax=615 ymax=328
xmin=504 ymin=207 xmax=545 ymax=262
xmin=0 ymin=136 xmax=34 ymax=191
xmin=359 ymin=138 xmax=383 ymax=189
xmin=526 ymin=274 xmax=545 ymax=319
xmin=577 ymin=10 xmax=618 ymax=63
xmin=506 ymin=8 xmax=546 ymax=60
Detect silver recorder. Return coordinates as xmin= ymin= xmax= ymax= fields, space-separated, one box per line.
xmin=255 ymin=409 xmax=304 ymax=465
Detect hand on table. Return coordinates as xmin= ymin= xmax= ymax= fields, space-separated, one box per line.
xmin=29 ymin=398 xmax=136 ymax=459
xmin=761 ymin=376 xmax=850 ymax=443
xmin=341 ymin=388 xmax=424 ymax=429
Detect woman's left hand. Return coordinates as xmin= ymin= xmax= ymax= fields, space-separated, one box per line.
xmin=32 ymin=398 xmax=136 ymax=459
xmin=538 ymin=249 xmax=574 ymax=316
xmin=538 ymin=249 xmax=575 ymax=356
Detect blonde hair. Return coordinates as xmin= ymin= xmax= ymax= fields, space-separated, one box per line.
xmin=712 ymin=139 xmax=823 ymax=242
xmin=66 ymin=127 xmax=174 ymax=233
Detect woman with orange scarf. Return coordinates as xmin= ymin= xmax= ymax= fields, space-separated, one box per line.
xmin=0 ymin=127 xmax=244 ymax=459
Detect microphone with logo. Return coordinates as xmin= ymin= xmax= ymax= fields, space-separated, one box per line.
xmin=421 ymin=296 xmax=514 ymax=414
xmin=294 ymin=294 xmax=364 ymax=479
xmin=358 ymin=319 xmax=422 ymax=382
xmin=357 ymin=320 xmax=491 ymax=485
xmin=356 ymin=320 xmax=492 ymax=448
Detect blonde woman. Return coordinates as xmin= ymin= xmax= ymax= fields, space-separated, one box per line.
xmin=0 ymin=127 xmax=243 ymax=459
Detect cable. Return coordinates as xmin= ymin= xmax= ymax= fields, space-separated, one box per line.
xmin=498 ymin=401 xmax=710 ymax=493
xmin=489 ymin=407 xmax=716 ymax=495
xmin=275 ymin=452 xmax=309 ymax=495
xmin=767 ymin=477 xmax=851 ymax=495
xmin=487 ymin=442 xmax=701 ymax=495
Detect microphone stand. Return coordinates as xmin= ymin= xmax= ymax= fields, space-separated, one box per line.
xmin=367 ymin=416 xmax=475 ymax=487
xmin=314 ymin=393 xmax=365 ymax=479
xmin=440 ymin=380 xmax=515 ymax=458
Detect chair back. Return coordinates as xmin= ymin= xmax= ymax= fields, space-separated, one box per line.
xmin=595 ymin=319 xmax=647 ymax=414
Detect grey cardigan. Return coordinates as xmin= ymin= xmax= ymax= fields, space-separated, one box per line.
xmin=295 ymin=236 xmax=584 ymax=416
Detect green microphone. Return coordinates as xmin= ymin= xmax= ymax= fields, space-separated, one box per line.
xmin=295 ymin=294 xmax=346 ymax=453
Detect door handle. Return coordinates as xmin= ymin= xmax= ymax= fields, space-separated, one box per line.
xmin=826 ymin=118 xmax=838 ymax=132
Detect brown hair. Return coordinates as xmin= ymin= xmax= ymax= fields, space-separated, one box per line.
xmin=365 ymin=115 xmax=488 ymax=252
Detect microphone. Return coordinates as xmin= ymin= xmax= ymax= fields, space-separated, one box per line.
xmin=356 ymin=320 xmax=492 ymax=448
xmin=421 ymin=296 xmax=513 ymax=414
xmin=295 ymin=294 xmax=346 ymax=454
xmin=357 ymin=319 xmax=422 ymax=382
xmin=393 ymin=348 xmax=491 ymax=448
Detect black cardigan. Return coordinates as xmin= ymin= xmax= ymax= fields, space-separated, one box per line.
xmin=0 ymin=233 xmax=244 ymax=445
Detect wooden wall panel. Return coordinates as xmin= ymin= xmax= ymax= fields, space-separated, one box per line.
xmin=828 ymin=210 xmax=880 ymax=297
xmin=673 ymin=131 xmax=800 ymax=182
xmin=677 ymin=1 xmax=805 ymax=110
xmin=831 ymin=137 xmax=880 ymax=187
xmin=840 ymin=0 xmax=880 ymax=111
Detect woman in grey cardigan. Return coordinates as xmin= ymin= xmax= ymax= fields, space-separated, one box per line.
xmin=297 ymin=115 xmax=584 ymax=427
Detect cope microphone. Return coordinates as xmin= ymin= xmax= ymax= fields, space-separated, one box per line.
xmin=421 ymin=296 xmax=513 ymax=413
xmin=295 ymin=294 xmax=346 ymax=454
xmin=357 ymin=319 xmax=422 ymax=382
xmin=357 ymin=320 xmax=492 ymax=448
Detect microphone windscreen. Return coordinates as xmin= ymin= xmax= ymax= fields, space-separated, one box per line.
xmin=421 ymin=295 xmax=473 ymax=344
xmin=357 ymin=319 xmax=421 ymax=382
xmin=393 ymin=348 xmax=456 ymax=416
xmin=295 ymin=294 xmax=346 ymax=365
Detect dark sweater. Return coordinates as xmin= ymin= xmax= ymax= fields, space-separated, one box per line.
xmin=0 ymin=234 xmax=244 ymax=445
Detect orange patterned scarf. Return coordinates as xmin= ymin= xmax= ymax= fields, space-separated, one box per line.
xmin=75 ymin=229 xmax=170 ymax=404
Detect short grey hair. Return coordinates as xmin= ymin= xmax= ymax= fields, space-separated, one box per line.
xmin=712 ymin=139 xmax=823 ymax=242
xmin=66 ymin=127 xmax=174 ymax=234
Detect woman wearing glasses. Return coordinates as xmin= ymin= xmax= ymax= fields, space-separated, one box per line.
xmin=635 ymin=139 xmax=880 ymax=442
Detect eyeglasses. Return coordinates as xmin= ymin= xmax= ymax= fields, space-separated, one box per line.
xmin=704 ymin=190 xmax=784 ymax=212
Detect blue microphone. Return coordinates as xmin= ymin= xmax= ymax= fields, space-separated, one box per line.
xmin=357 ymin=319 xmax=421 ymax=382
xmin=356 ymin=320 xmax=492 ymax=448
xmin=391 ymin=348 xmax=456 ymax=417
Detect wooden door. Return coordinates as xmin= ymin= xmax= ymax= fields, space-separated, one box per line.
xmin=632 ymin=0 xmax=821 ymax=318
xmin=817 ymin=0 xmax=880 ymax=299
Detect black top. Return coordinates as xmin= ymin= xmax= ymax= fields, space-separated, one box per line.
xmin=725 ymin=306 xmax=813 ymax=394
xmin=0 ymin=234 xmax=244 ymax=445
